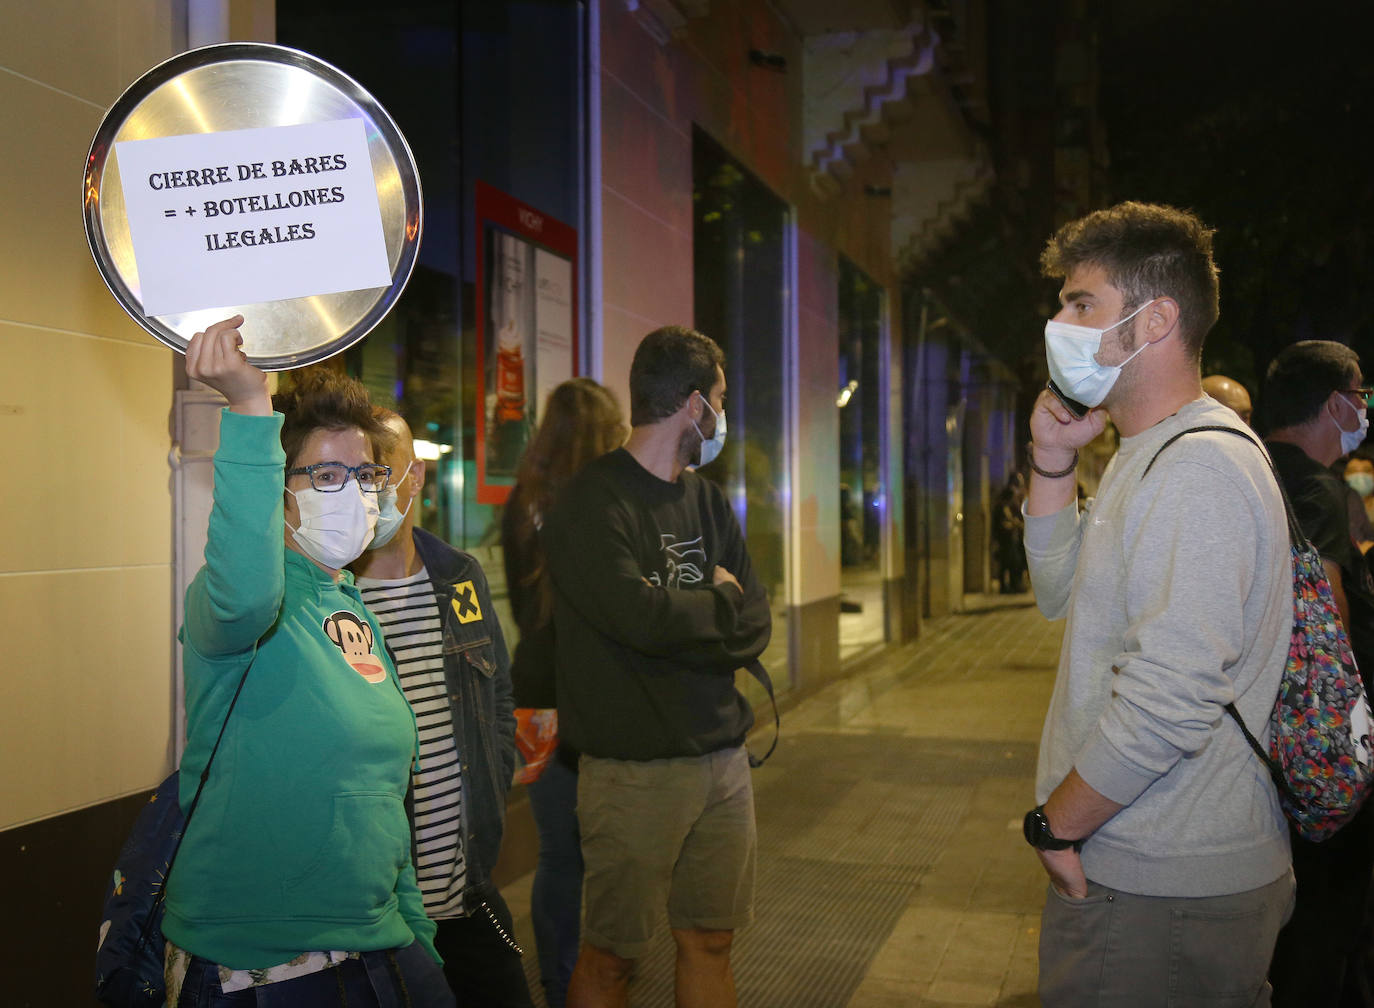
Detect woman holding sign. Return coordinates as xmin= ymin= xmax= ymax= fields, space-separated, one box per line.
xmin=161 ymin=316 xmax=454 ymax=1007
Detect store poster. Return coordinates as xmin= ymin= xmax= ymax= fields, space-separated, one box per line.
xmin=474 ymin=181 xmax=578 ymax=504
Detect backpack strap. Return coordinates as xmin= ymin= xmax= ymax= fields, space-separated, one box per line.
xmin=1141 ymin=423 xmax=1301 ymax=802
xmin=1142 ymin=424 xmax=1303 ymax=545
xmin=745 ymin=659 xmax=780 ymax=767
xmin=135 ymin=660 xmax=251 ymax=952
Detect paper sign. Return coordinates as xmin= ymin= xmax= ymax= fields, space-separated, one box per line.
xmin=115 ymin=118 xmax=392 ymax=316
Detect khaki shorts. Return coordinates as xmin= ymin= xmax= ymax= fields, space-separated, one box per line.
xmin=578 ymin=746 xmax=757 ymax=960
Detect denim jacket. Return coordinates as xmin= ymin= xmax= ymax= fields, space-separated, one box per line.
xmin=410 ymin=527 xmax=517 ymax=907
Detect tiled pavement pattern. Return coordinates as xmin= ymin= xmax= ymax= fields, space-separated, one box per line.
xmin=503 ymin=593 xmax=1063 ymax=1007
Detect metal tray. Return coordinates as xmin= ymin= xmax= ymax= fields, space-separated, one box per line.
xmin=83 ymin=42 xmax=422 ymax=371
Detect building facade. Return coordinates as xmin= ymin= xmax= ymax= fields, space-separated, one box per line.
xmin=2 ymin=1 xmax=1024 ymax=1000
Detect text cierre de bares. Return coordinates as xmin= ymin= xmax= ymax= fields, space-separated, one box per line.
xmin=145 ymin=153 xmax=349 ymax=252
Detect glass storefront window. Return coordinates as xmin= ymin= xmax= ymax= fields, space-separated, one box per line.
xmin=692 ymin=128 xmax=791 ymax=684
xmin=838 ymin=257 xmax=886 ymax=660
xmin=277 ymin=0 xmax=586 ymax=637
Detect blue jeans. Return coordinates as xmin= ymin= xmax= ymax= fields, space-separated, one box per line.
xmin=526 ymin=754 xmax=582 ymax=1008
xmin=174 ymin=942 xmax=455 ymax=1007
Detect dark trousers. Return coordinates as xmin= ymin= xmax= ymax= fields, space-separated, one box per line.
xmin=433 ymin=890 xmax=534 ymax=1008
xmin=1039 ymin=873 xmax=1293 ymax=1006
xmin=1270 ymin=794 xmax=1374 ymax=1007
xmin=527 ymin=754 xmax=583 ymax=1008
xmin=174 ymin=942 xmax=454 ymax=1007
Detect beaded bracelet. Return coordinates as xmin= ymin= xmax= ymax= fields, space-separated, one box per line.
xmin=1029 ymin=447 xmax=1078 ymax=480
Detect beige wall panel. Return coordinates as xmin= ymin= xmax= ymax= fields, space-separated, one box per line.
xmin=798 ymin=221 xmax=839 ymax=322
xmin=0 ymin=324 xmax=171 ymax=574
xmin=600 ymin=304 xmax=665 ymax=409
xmin=116 ymin=0 xmax=186 ymax=99
xmin=0 ymin=0 xmax=123 ymax=104
xmin=601 ymin=75 xmax=693 ymax=239
xmin=228 ymin=0 xmax=277 ymax=44
xmin=0 ymin=0 xmax=181 ymax=107
xmin=681 ymin=0 xmax=802 ymax=200
xmin=687 ymin=0 xmax=794 ymax=89
xmin=601 ymin=189 xmax=693 ymax=340
xmin=599 ymin=6 xmax=688 ymax=125
xmin=0 ymin=74 xmax=158 ymax=343
xmin=0 ymin=564 xmax=173 ymax=829
xmin=795 ymin=230 xmax=841 ymax=603
xmin=684 ymin=55 xmax=798 ymax=196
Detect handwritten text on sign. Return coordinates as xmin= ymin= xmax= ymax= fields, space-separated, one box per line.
xmin=115 ymin=118 xmax=392 ymax=317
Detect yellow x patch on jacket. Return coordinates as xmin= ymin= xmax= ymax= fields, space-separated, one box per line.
xmin=451 ymin=580 xmax=484 ymax=624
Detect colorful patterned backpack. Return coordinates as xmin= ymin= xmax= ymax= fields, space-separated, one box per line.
xmin=1146 ymin=425 xmax=1374 ymax=842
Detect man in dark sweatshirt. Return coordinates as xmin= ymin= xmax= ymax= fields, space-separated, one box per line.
xmin=543 ymin=325 xmax=771 ymax=1008
xmin=1259 ymin=340 xmax=1374 ymax=1006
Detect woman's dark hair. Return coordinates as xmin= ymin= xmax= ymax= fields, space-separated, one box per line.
xmin=504 ymin=378 xmax=626 ymax=628
xmin=271 ymin=366 xmax=391 ymax=471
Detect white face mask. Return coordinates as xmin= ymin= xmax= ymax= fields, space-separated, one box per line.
xmin=691 ymin=397 xmax=727 ymax=468
xmin=1044 ymin=298 xmax=1158 ymax=409
xmin=368 ymin=460 xmax=414 ymax=550
xmin=287 ymin=482 xmax=379 ymax=569
xmin=1330 ymin=395 xmax=1370 ymax=456
xmin=1346 ymin=472 xmax=1374 ymax=499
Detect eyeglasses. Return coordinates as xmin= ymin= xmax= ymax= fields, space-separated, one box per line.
xmin=1344 ymin=388 xmax=1374 ymax=406
xmin=286 ymin=461 xmax=391 ymax=493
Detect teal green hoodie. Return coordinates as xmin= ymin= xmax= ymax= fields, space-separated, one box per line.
xmin=162 ymin=410 xmax=438 ymax=969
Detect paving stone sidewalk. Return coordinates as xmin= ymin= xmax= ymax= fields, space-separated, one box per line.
xmin=502 ymin=594 xmax=1063 ymax=1007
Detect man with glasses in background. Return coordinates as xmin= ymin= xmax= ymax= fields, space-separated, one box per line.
xmin=1258 ymin=343 xmax=1374 ymax=1006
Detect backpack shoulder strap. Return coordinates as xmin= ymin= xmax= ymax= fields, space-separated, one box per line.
xmin=1142 ymin=424 xmax=1303 ymax=546
xmin=1144 ymin=424 xmax=1312 ymax=800
xmin=1143 ymin=424 xmax=1263 ymax=478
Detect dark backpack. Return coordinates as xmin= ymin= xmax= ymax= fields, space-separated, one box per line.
xmin=95 ymin=772 xmax=183 ymax=1005
xmin=1146 ymin=425 xmax=1374 ymax=841
xmin=95 ymin=662 xmax=250 ymax=1006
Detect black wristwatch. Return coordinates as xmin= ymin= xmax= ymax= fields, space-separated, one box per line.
xmin=1023 ymin=805 xmax=1083 ymax=852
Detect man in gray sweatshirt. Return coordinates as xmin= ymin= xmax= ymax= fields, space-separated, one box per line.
xmin=1023 ymin=202 xmax=1294 ymax=1006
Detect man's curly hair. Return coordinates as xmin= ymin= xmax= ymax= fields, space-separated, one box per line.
xmin=1041 ymin=201 xmax=1220 ymax=358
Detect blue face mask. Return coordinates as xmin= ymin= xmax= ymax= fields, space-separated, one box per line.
xmin=367 ymin=460 xmax=414 ymax=550
xmin=1346 ymin=472 xmax=1374 ymax=499
xmin=1330 ymin=396 xmax=1370 ymax=457
xmin=1043 ymin=298 xmax=1158 ymax=408
xmin=692 ymin=396 xmax=727 ymax=468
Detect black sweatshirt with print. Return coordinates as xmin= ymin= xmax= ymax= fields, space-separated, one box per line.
xmin=543 ymin=448 xmax=772 ymax=761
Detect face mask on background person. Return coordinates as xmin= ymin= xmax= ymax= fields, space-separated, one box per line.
xmin=287 ymin=482 xmax=379 ymax=569
xmin=368 ymin=460 xmax=414 ymax=550
xmin=692 ymin=395 xmax=727 ymax=468
xmin=1346 ymin=472 xmax=1374 ymax=499
xmin=1330 ymin=393 xmax=1370 ymax=457
xmin=1044 ymin=298 xmax=1159 ymax=409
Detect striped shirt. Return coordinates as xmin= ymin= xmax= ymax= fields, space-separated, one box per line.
xmin=357 ymin=566 xmax=467 ymax=919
